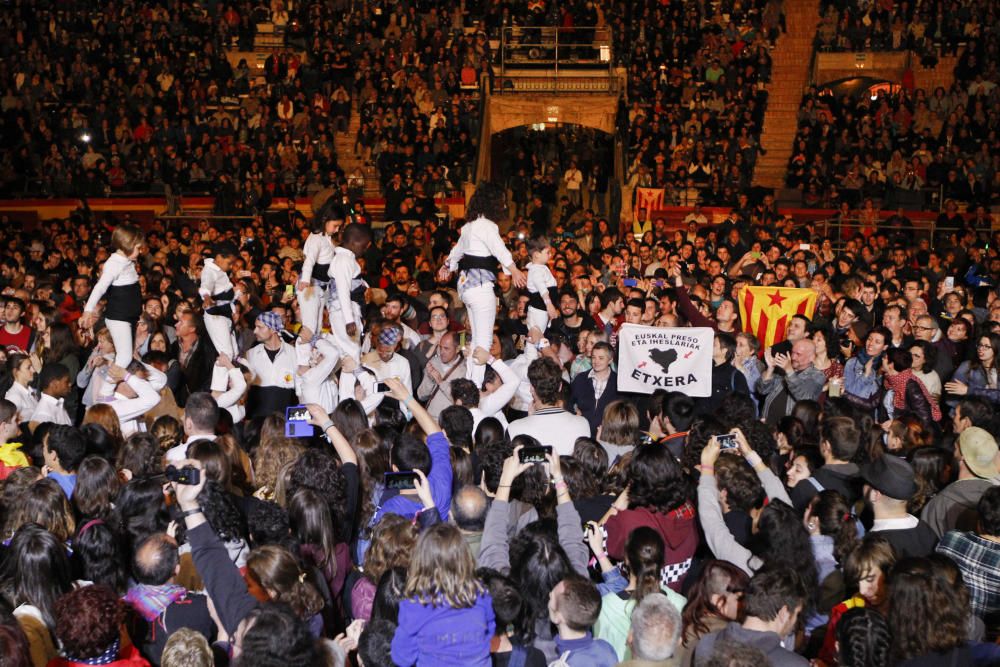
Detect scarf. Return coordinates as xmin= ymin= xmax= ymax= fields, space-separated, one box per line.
xmin=124 ymin=583 xmax=187 ymax=622
xmin=885 ymin=369 xmax=942 ymax=422
xmin=63 ymin=637 xmax=120 ymax=665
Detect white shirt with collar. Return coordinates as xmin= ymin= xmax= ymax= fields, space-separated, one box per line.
xmin=507 ymin=406 xmax=591 ymax=457
xmin=5 ymin=382 xmax=37 ymax=423
xmin=31 ymin=393 xmax=72 ymax=426
xmin=166 ymin=433 xmax=217 ymax=463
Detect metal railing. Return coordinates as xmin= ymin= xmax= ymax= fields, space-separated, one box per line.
xmin=816 ymin=216 xmax=938 ymax=248
xmin=498 ymin=25 xmax=616 ymax=94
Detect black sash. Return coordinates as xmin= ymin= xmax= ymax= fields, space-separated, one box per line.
xmin=458 ymin=254 xmax=499 ymax=278
xmin=104 ymin=283 xmax=142 ymax=323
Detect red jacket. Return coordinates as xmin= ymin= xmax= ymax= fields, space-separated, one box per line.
xmin=604 ymin=502 xmax=699 ymax=592
xmin=48 ymin=642 xmax=150 ymax=667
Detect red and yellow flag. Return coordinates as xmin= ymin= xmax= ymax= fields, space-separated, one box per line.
xmin=738 ymin=286 xmax=818 ymax=350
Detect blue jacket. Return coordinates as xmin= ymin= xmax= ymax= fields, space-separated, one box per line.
xmin=374 ymin=431 xmax=453 ymax=522
xmin=554 ymin=632 xmax=619 ymax=667
xmin=391 ymin=591 xmax=495 ymax=666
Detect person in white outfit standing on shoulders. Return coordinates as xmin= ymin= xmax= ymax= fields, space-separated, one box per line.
xmin=440 ymin=182 xmax=525 ymax=385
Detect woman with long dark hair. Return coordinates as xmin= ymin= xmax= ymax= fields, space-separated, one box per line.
xmin=675 ymin=560 xmax=750 ymax=666
xmin=600 ymin=443 xmax=698 ymax=593
xmin=5 ymin=524 xmax=72 ymax=666
xmin=945 ymin=332 xmax=1000 ymax=406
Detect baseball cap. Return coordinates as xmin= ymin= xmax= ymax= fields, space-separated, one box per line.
xmin=860 ymin=454 xmax=917 ymax=500
xmin=958 ymin=427 xmax=1000 ymax=480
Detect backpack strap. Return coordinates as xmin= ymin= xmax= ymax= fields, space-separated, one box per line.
xmin=807 ymin=476 xmax=825 ymax=493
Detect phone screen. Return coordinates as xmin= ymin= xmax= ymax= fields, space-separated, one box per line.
xmin=384 ymin=471 xmax=417 ymax=490
xmin=519 ymin=445 xmax=552 ymax=463
xmin=287 ymin=406 xmax=309 ymax=422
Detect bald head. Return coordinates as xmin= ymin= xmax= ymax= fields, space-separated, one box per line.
xmin=133 ymin=532 xmax=180 ymax=586
xmin=790 ymin=339 xmax=816 ymax=371
xmin=451 ymin=485 xmax=488 ymax=532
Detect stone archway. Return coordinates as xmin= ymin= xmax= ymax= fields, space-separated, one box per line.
xmin=477 ymin=94 xmax=619 ymax=182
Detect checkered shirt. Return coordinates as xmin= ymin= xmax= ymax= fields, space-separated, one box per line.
xmin=457 ymin=268 xmax=495 ymax=295
xmin=936 ymin=530 xmax=1000 ymax=618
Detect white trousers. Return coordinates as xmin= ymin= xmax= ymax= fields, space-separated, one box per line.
xmin=105 ymin=319 xmax=134 ymax=369
xmin=204 ymin=313 xmax=236 ymax=358
xmin=463 ymin=282 xmax=497 ymax=385
xmin=329 ymin=303 xmax=362 ymax=363
xmin=297 ymin=284 xmax=327 ymax=336
xmin=526 ymin=306 xmax=550 ymax=337
xmin=101 ymin=319 xmax=134 ymax=397
xmin=205 ymin=313 xmax=237 ymax=392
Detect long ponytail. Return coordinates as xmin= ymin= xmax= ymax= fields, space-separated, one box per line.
xmin=625 ymin=526 xmax=665 ymax=604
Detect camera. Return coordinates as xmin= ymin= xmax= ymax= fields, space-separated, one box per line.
xmin=165 ymin=465 xmax=201 ymax=486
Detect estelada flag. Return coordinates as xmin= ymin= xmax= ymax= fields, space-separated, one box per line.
xmin=738 ymin=286 xmax=818 ymax=351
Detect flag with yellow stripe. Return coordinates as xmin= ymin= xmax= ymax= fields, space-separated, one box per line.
xmin=738 ymin=286 xmax=818 ymax=351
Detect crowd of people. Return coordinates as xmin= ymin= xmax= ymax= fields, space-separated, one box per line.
xmin=0 ymin=177 xmax=1000 ymax=667
xmin=786 ymin=21 xmax=999 ymax=212
xmin=0 ymin=0 xmax=490 ymax=206
xmin=0 ymin=0 xmax=786 ymax=209
xmin=815 ymin=0 xmax=990 ymax=58
xmin=621 ymin=0 xmax=777 ymax=208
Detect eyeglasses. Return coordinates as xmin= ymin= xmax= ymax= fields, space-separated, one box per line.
xmin=978 ymin=343 xmax=993 ymax=350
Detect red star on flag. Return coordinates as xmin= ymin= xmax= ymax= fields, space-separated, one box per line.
xmin=767 ymin=290 xmax=787 ymax=307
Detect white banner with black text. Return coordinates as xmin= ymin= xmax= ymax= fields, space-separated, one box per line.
xmin=616 ymin=324 xmax=714 ymax=396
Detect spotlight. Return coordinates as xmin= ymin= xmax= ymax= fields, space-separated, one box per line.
xmin=80 ymin=133 xmax=91 ymax=143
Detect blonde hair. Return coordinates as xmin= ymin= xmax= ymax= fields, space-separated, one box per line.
xmin=161 ymin=627 xmax=212 ymax=667
xmin=112 ymin=224 xmax=146 ymax=255
xmin=405 ymin=523 xmax=483 ymax=608
xmin=253 ymin=436 xmax=304 ymax=500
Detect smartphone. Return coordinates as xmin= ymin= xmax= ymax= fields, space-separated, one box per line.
xmin=376 ymin=381 xmax=390 ymax=393
xmin=623 ymin=278 xmax=638 ymax=287
xmin=654 ymin=280 xmax=664 ymax=288
xmin=717 ymin=433 xmax=738 ymax=451
xmin=285 ymin=405 xmax=313 ymax=438
xmin=459 ymin=331 xmax=466 ymax=348
xmin=519 ymin=445 xmax=553 ymax=463
xmin=384 ymin=471 xmax=418 ymax=490
xmin=284 ymin=284 xmax=295 ymax=296
xmin=799 ymin=243 xmax=810 ymax=250
xmin=750 ymin=251 xmax=762 ymax=259
xmin=944 ymin=276 xmax=955 ymax=289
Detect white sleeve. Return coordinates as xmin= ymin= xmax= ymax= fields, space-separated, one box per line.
xmin=482 ymin=223 xmax=515 ymax=272
xmin=479 ymin=359 xmax=519 ymax=417
xmin=446 ymin=226 xmax=470 ymax=271
xmin=84 ymin=255 xmax=125 ymax=313
xmin=331 ymin=256 xmax=356 ymax=325
xmin=215 ymin=368 xmax=248 ymax=410
xmin=111 ymin=376 xmax=161 ymax=423
xmin=199 ymin=264 xmax=215 ymax=299
xmin=301 ymin=235 xmax=319 ymax=283
xmin=142 ymin=363 xmax=168 ymax=391
xmin=302 ymin=339 xmax=340 ymax=388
